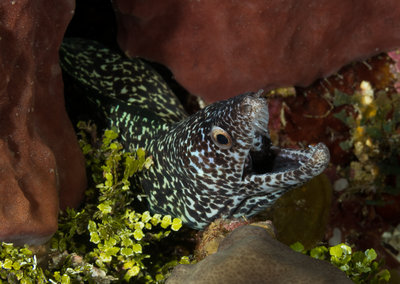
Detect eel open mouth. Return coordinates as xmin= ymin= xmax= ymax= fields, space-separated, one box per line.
xmin=243 ymin=137 xmax=330 ymax=188
xmin=240 ymin=90 xmax=330 ymax=186
xmin=243 ymin=134 xmax=276 ymax=176
xmin=242 ymin=126 xmax=330 ymax=187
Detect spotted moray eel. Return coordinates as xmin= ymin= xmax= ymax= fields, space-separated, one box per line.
xmin=60 ymin=38 xmax=330 ymax=230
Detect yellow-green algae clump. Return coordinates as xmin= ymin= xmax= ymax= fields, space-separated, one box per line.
xmin=0 ymin=122 xmax=184 ymax=283
xmin=291 ymin=242 xmax=390 ymax=283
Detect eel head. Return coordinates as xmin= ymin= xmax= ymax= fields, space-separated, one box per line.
xmin=152 ymin=90 xmax=330 ymax=228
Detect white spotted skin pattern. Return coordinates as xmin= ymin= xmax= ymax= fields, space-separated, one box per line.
xmin=140 ymin=94 xmax=329 ymax=229
xmin=60 ymin=39 xmax=331 ymax=230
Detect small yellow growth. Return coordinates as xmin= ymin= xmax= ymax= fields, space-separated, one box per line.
xmin=354 ymin=126 xmax=365 ymax=141
xmin=151 ymin=214 xmax=162 ymax=226
xmin=133 ymin=229 xmax=144 ymax=241
xmin=171 ymin=218 xmax=183 ymax=231
xmin=125 ymin=266 xmax=140 ymax=279
xmin=134 ymin=222 xmax=144 ymax=230
xmin=364 ymin=106 xmax=377 ymax=119
xmin=365 ymin=138 xmax=373 ymax=148
xmin=267 ymin=87 xmax=296 ymax=97
xmin=357 ymin=81 xmax=377 ymax=119
xmin=132 ymin=243 xmax=142 ymax=254
xmin=141 ymin=211 xmax=151 ymax=223
xmin=179 ymin=256 xmax=191 ymax=265
xmin=360 ymin=81 xmax=374 ymax=105
xmin=160 ymin=215 xmax=172 ymax=229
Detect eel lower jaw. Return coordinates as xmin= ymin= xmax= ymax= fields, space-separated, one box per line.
xmin=243 ymin=143 xmax=330 ymax=188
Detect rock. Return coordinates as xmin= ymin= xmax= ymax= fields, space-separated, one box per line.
xmin=167 ymin=224 xmax=352 ymax=284
xmin=113 ymin=0 xmax=400 ymax=102
xmin=264 ymin=174 xmax=332 ymax=249
xmin=0 ymin=0 xmax=86 ymax=245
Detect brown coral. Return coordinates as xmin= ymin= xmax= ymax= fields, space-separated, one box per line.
xmin=0 ymin=0 xmax=86 ymax=245
xmin=113 ymin=0 xmax=400 ymax=102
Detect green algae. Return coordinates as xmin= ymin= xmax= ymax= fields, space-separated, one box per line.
xmin=291 ymin=242 xmax=391 ymax=283
xmin=0 ymin=122 xmax=184 ymax=283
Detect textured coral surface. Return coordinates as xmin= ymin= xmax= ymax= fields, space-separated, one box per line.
xmin=0 ymin=0 xmax=86 ymax=245
xmin=114 ymin=0 xmax=400 ymax=102
xmin=167 ymin=225 xmax=352 ymax=284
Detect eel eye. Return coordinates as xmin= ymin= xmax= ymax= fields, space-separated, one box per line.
xmin=210 ymin=126 xmax=233 ymax=149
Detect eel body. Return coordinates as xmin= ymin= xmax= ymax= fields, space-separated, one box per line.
xmin=60 ymin=39 xmax=330 ymax=229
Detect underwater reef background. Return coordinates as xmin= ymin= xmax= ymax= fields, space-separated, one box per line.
xmin=0 ymin=0 xmax=399 ymax=282
xmin=65 ymin=0 xmax=400 ymax=281
xmin=64 ymin=0 xmax=400 ymax=274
